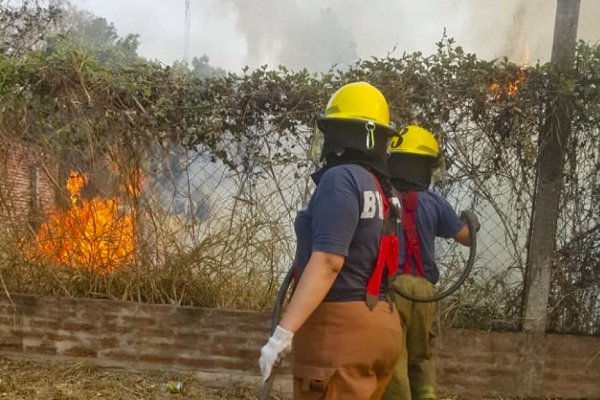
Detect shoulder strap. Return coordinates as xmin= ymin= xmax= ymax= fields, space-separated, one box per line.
xmin=371 ymin=174 xmax=390 ymax=213
xmin=401 ymin=191 xmax=425 ymax=277
xmin=365 ymin=174 xmax=399 ymax=309
xmin=371 ymin=174 xmax=401 ymax=234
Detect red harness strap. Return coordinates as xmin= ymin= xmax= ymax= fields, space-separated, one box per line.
xmin=365 ymin=177 xmax=399 ymax=309
xmin=400 ymin=191 xmax=425 ymax=277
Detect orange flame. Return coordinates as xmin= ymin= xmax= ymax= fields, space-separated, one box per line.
xmin=66 ymin=170 xmax=88 ymax=206
xmin=34 ymin=171 xmax=135 ymax=273
xmin=489 ymin=68 xmax=528 ymax=100
xmin=123 ymin=168 xmax=142 ymax=199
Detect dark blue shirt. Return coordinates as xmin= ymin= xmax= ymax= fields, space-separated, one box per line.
xmin=398 ymin=190 xmax=464 ymax=284
xmin=293 ymin=164 xmax=389 ymax=302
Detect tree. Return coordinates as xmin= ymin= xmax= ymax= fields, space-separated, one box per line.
xmin=0 ymin=0 xmax=141 ymax=64
xmin=46 ymin=6 xmax=141 ymax=65
xmin=0 ymin=0 xmax=62 ymax=56
xmin=191 ymin=55 xmax=225 ymax=78
xmin=172 ymin=55 xmax=226 ymax=78
xmin=522 ymin=0 xmax=581 ymax=333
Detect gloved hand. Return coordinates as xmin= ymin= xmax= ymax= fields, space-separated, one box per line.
xmin=259 ymin=325 xmax=293 ymax=381
xmin=460 ymin=210 xmax=480 ymax=232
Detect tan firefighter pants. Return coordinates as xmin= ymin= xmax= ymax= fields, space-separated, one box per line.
xmin=292 ymin=301 xmax=402 ymax=400
xmin=382 ymin=275 xmax=437 ymax=400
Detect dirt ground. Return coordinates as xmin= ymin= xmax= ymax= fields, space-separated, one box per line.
xmin=0 ymin=356 xmax=562 ymax=400
xmin=0 ymin=356 xmax=261 ymax=400
xmin=0 ymin=356 xmax=454 ymax=400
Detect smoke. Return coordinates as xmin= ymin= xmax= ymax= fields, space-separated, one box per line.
xmin=279 ymin=8 xmax=358 ymax=72
xmin=457 ymin=0 xmax=554 ymax=65
xmin=222 ymin=0 xmax=358 ymax=72
xmin=500 ymin=0 xmax=536 ymax=63
xmin=70 ymin=0 xmax=600 ymax=72
xmin=225 ymin=0 xmax=600 ymax=71
xmin=441 ymin=0 xmax=599 ymax=65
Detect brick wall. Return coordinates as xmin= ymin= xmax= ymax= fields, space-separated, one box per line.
xmin=0 ymin=294 xmax=598 ymax=399
xmin=435 ymin=328 xmax=600 ymax=398
xmin=0 ymin=141 xmax=55 ymax=228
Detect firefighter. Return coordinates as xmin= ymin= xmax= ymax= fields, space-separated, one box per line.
xmin=381 ymin=125 xmax=479 ymax=400
xmin=259 ymin=82 xmax=403 ymax=399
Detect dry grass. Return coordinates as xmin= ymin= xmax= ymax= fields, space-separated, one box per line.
xmin=0 ymin=356 xmax=258 ymax=400
xmin=0 ymin=193 xmax=290 ymax=312
xmin=0 ymin=356 xmax=570 ymax=400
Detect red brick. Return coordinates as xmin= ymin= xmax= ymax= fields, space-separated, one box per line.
xmin=60 ymin=322 xmax=96 ymax=332
xmin=62 ymin=346 xmax=98 ymax=357
xmin=138 ymin=354 xmax=180 ymax=365
xmin=0 ymin=294 xmax=598 ymax=398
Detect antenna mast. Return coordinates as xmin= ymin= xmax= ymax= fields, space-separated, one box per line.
xmin=184 ymin=0 xmax=191 ymax=64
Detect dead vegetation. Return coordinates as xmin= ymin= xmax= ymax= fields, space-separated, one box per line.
xmin=0 ymin=356 xmax=568 ymax=400
xmin=0 ymin=356 xmax=258 ymax=400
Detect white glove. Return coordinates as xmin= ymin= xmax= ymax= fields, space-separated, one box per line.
xmin=259 ymin=325 xmax=293 ymax=381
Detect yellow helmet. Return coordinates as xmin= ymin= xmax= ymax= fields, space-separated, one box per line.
xmin=388 ymin=125 xmax=440 ymax=158
xmin=317 ymin=81 xmax=394 ymax=134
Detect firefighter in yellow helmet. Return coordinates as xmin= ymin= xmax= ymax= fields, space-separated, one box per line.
xmin=382 ymin=125 xmax=479 ymax=400
xmin=259 ymin=82 xmax=402 ymax=399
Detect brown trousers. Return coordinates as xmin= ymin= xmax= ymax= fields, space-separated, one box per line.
xmin=292 ymin=301 xmax=402 ymax=400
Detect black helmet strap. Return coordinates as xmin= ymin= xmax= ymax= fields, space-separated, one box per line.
xmin=318 ymin=119 xmax=389 ymax=162
xmin=388 ymin=153 xmax=434 ymax=191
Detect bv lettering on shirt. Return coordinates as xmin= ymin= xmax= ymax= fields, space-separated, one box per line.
xmin=360 ymin=190 xmax=384 ymax=220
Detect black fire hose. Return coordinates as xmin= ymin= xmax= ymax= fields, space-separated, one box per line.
xmin=259 ymin=268 xmax=294 ymax=400
xmin=392 ymin=212 xmax=478 ymax=303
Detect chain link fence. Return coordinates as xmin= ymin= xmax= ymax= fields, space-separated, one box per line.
xmin=0 ymin=111 xmax=597 ymax=334
xmin=0 ymin=40 xmax=597 ymax=334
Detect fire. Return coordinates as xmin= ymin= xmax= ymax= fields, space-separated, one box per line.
xmin=123 ymin=168 xmax=142 ymax=199
xmin=34 ymin=171 xmax=135 ymax=273
xmin=489 ymin=68 xmax=528 ymax=100
xmin=508 ymin=69 xmax=527 ymax=96
xmin=66 ymin=170 xmax=88 ymax=206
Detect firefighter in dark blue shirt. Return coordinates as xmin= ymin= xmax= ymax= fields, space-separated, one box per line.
xmin=382 ymin=125 xmax=479 ymax=400
xmin=259 ymin=82 xmax=403 ymax=399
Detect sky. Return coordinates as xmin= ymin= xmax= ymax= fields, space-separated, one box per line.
xmin=70 ymin=0 xmax=600 ymax=73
